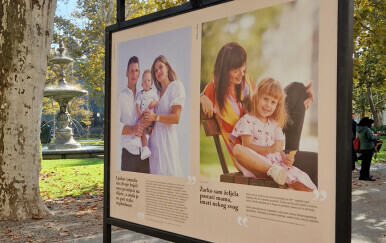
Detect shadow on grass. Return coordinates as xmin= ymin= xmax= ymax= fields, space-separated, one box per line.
xmin=40 ymin=158 xmax=104 ymax=200
xmin=43 ymin=158 xmax=103 ymax=168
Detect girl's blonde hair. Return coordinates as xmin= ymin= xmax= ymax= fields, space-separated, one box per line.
xmin=248 ymin=77 xmax=287 ymax=128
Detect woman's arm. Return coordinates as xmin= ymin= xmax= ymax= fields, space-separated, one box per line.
xmin=366 ymin=128 xmax=377 ymax=142
xmin=200 ymin=81 xmax=215 ymax=117
xmin=304 ymin=82 xmax=314 ymax=110
xmin=240 ymin=135 xmax=284 ymax=155
xmin=200 ymin=94 xmax=214 ymax=117
xmin=143 ymin=105 xmax=182 ymax=124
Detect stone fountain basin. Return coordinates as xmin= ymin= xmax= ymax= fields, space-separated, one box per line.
xmin=44 ymin=86 xmax=87 ymax=103
xmin=49 ymin=56 xmax=74 ymax=65
xmin=42 ymin=145 xmax=104 ymax=160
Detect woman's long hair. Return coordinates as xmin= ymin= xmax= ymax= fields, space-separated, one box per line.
xmin=151 ymin=55 xmax=178 ymax=92
xmin=247 ymin=77 xmax=287 ymax=128
xmin=213 ymin=42 xmax=247 ymax=114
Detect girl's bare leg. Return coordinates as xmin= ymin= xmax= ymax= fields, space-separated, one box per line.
xmin=290 ymin=182 xmax=313 ymax=192
xmin=232 ymin=144 xmax=271 ymax=177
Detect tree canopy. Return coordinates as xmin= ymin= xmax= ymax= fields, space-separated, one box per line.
xmin=52 ymin=0 xmax=187 ymax=107
xmin=353 ymin=0 xmax=385 ymax=125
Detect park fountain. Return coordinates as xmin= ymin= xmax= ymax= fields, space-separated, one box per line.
xmin=44 ymin=40 xmax=88 ymax=150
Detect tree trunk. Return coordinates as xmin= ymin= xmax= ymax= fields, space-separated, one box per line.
xmin=366 ymin=87 xmax=381 ymax=126
xmin=0 ymin=0 xmax=57 ymax=220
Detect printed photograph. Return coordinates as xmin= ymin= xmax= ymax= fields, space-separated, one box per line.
xmin=200 ymin=0 xmax=319 ymax=190
xmin=116 ymin=26 xmax=192 ymax=177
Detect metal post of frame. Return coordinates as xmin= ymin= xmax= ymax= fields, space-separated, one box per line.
xmin=336 ymin=0 xmax=354 ymax=242
xmin=103 ymin=24 xmax=112 ymax=243
xmin=190 ymin=0 xmax=201 ymax=8
xmin=117 ymin=0 xmax=125 ymax=23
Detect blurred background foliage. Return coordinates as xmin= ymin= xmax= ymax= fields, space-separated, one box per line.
xmin=201 ymin=6 xmax=282 ymax=91
xmin=353 ymin=0 xmax=385 ymax=126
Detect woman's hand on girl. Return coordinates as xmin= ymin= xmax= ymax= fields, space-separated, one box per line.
xmin=200 ymin=95 xmax=214 ymax=118
xmin=303 ymin=82 xmax=314 ymax=110
xmin=143 ymin=110 xmax=157 ymax=122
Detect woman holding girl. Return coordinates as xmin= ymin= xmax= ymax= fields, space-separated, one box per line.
xmin=143 ymin=55 xmax=185 ymax=177
xmin=200 ymin=42 xmax=315 ymax=190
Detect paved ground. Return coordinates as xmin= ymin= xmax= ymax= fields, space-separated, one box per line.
xmin=351 ymin=164 xmax=386 ymax=243
xmin=65 ymin=230 xmax=169 ymax=243
xmin=68 ymin=164 xmax=386 ymax=243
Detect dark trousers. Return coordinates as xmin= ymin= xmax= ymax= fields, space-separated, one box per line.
xmin=283 ymin=83 xmax=318 ymax=187
xmin=287 ymin=150 xmax=318 ymax=186
xmin=360 ymin=149 xmax=373 ymax=178
xmin=121 ymin=148 xmax=149 ymax=173
xmin=283 ymin=82 xmax=308 ymax=150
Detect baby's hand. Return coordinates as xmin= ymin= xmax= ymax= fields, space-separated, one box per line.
xmin=148 ymin=101 xmax=157 ymax=109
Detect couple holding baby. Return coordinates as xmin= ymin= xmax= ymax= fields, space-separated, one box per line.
xmin=201 ymin=42 xmax=317 ymax=191
xmin=118 ymin=55 xmax=185 ymax=177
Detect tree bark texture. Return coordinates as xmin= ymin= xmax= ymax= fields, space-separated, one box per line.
xmin=0 ymin=0 xmax=57 ymax=220
xmin=366 ymin=87 xmax=381 ymax=127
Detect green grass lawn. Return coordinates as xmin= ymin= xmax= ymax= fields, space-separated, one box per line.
xmin=372 ymin=136 xmax=385 ymax=163
xmin=200 ymin=126 xmax=238 ymax=180
xmin=49 ymin=138 xmax=104 ymax=146
xmin=40 ymin=158 xmax=103 ymax=200
xmin=355 ymin=136 xmax=386 ymax=165
xmin=77 ymin=140 xmax=104 ymax=146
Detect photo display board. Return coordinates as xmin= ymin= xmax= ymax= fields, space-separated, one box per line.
xmin=105 ymin=0 xmax=351 ymax=242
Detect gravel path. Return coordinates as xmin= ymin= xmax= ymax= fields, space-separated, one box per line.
xmin=0 ymin=195 xmax=111 ymax=243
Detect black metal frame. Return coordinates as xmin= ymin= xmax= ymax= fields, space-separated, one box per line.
xmin=104 ymin=0 xmax=353 ymax=242
xmin=104 ymin=1 xmax=230 ymax=242
xmin=336 ymin=0 xmax=354 ymax=243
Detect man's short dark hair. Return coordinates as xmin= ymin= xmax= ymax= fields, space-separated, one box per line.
xmin=128 ymin=56 xmax=139 ymax=69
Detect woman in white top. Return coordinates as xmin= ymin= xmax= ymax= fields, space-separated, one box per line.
xmin=143 ymin=55 xmax=185 ymax=177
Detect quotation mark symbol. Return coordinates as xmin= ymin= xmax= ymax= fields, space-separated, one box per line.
xmin=138 ymin=212 xmax=145 ymax=220
xmin=312 ymin=190 xmax=327 ymax=201
xmin=188 ymin=176 xmax=196 ymax=184
xmin=237 ymin=216 xmax=248 ymax=227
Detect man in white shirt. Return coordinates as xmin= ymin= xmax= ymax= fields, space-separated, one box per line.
xmin=118 ymin=56 xmax=150 ymax=172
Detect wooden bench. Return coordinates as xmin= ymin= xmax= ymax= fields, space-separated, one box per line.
xmin=201 ymin=116 xmax=287 ymax=189
xmin=202 ymin=115 xmax=318 ymax=188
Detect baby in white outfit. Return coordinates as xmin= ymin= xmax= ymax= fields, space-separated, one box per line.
xmin=135 ymin=70 xmax=159 ymax=159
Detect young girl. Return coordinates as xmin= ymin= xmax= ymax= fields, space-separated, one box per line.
xmin=231 ymin=78 xmax=316 ymax=191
